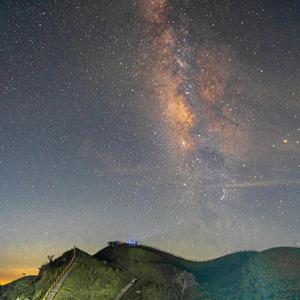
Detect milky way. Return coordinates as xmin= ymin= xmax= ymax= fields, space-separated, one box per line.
xmin=138 ymin=0 xmax=197 ymax=161
xmin=135 ymin=0 xmax=251 ymax=217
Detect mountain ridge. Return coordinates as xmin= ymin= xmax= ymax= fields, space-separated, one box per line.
xmin=1 ymin=245 xmax=300 ymax=299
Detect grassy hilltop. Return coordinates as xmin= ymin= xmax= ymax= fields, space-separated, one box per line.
xmin=1 ymin=245 xmax=300 ymax=299
xmin=0 ymin=248 xmax=130 ymax=300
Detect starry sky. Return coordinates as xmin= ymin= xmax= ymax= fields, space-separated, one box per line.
xmin=0 ymin=0 xmax=299 ymax=284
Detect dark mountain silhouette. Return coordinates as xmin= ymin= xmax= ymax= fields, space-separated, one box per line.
xmin=1 ymin=245 xmax=300 ymax=299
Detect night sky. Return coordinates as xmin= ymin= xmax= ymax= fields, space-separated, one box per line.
xmin=0 ymin=0 xmax=299 ymax=284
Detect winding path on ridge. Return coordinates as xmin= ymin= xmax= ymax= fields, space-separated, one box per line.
xmin=42 ymin=247 xmax=137 ymax=300
xmin=43 ymin=248 xmax=77 ymax=300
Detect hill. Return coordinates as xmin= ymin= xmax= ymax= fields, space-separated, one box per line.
xmin=0 ymin=248 xmax=131 ymax=300
xmin=1 ymin=245 xmax=300 ymax=299
xmin=95 ymin=244 xmax=201 ymax=299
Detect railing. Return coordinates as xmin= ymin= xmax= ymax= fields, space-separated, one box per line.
xmin=41 ymin=247 xmax=76 ymax=300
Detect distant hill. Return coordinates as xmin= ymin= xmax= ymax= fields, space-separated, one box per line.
xmin=1 ymin=245 xmax=300 ymax=299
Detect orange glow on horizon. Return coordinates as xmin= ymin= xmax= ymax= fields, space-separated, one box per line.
xmin=0 ymin=267 xmax=38 ymax=285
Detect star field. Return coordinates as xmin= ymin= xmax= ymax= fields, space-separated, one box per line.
xmin=0 ymin=0 xmax=299 ymax=284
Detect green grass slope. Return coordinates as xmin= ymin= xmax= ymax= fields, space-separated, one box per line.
xmin=54 ymin=249 xmax=130 ymax=300
xmin=2 ymin=245 xmax=300 ymax=300
xmin=95 ymin=245 xmax=201 ymax=300
xmin=0 ymin=249 xmax=76 ymax=300
xmin=179 ymin=247 xmax=300 ymax=299
xmin=0 ymin=276 xmax=36 ymax=300
xmin=236 ymin=247 xmax=300 ymax=299
xmin=95 ymin=245 xmax=300 ymax=299
xmin=0 ymin=248 xmax=130 ymax=300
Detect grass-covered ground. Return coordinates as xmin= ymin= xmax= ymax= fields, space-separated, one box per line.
xmin=0 ymin=276 xmax=36 ymax=300
xmin=96 ymin=245 xmax=300 ymax=299
xmin=2 ymin=245 xmax=300 ymax=299
xmin=0 ymin=249 xmax=76 ymax=300
xmin=95 ymin=245 xmax=202 ymax=299
xmin=55 ymin=249 xmax=130 ymax=300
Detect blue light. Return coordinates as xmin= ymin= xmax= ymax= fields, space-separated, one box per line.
xmin=127 ymin=240 xmax=139 ymax=245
